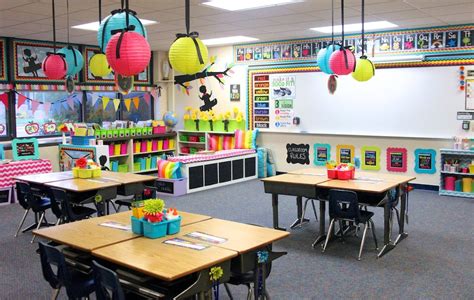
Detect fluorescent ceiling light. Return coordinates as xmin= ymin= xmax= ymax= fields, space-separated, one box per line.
xmin=202 ymin=36 xmax=259 ymax=46
xmin=202 ymin=0 xmax=302 ymax=11
xmin=72 ymin=19 xmax=158 ymax=31
xmin=310 ymin=21 xmax=397 ymax=34
xmin=370 ymin=54 xmax=425 ymax=64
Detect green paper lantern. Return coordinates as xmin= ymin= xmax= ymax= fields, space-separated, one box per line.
xmin=89 ymin=53 xmax=112 ymax=77
xmin=352 ymin=57 xmax=375 ymax=82
xmin=169 ymin=37 xmax=209 ymax=75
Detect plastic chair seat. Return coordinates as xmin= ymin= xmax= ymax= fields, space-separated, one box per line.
xmin=68 ymin=270 xmax=95 ymax=297
xmin=228 ymin=271 xmax=255 ymax=285
xmin=37 ymin=198 xmax=52 ymax=210
xmin=71 ymin=206 xmax=96 ymax=220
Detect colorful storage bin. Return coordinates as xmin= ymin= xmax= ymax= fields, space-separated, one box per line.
xmin=143 ymin=220 xmax=168 ymax=239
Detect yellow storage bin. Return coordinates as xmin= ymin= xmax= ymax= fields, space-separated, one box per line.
xmin=134 ymin=141 xmax=140 ymax=153
xmin=158 ymin=139 xmax=163 ymax=150
xmin=462 ymin=178 xmax=472 ymax=192
xmin=169 ymin=139 xmax=175 ymax=150
xmin=146 ymin=140 xmax=152 ymax=152
xmin=92 ymin=168 xmax=102 ymax=178
xmin=78 ymin=169 xmax=93 ymax=179
xmin=114 ymin=144 xmax=121 ymax=156
xmin=72 ymin=167 xmax=80 ymax=178
xmin=469 ymin=165 xmax=474 ymax=174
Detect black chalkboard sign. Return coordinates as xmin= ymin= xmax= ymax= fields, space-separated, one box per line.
xmin=364 ymin=150 xmax=377 ymax=166
xmin=340 ymin=148 xmax=352 ymax=164
xmin=12 ymin=138 xmax=39 ymax=161
xmin=286 ymin=143 xmax=310 ymax=165
xmin=390 ymin=152 xmax=404 ymax=168
xmin=418 ymin=154 xmax=432 ymax=169
xmin=156 ymin=180 xmax=174 ymax=194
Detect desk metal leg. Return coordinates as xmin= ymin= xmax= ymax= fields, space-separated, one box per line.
xmin=272 ymin=194 xmax=286 ymax=231
xmin=377 ymin=202 xmax=395 ymax=258
xmin=312 ymin=200 xmax=326 ymax=248
xmin=290 ymin=196 xmax=310 ymax=229
xmin=395 ymin=185 xmax=408 ymax=245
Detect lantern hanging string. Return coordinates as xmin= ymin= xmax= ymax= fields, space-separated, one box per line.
xmin=125 ymin=0 xmax=129 ymax=29
xmin=173 ymin=0 xmax=204 ymax=64
xmin=66 ymin=0 xmax=70 ymax=44
xmin=341 ymin=0 xmax=344 ymax=47
xmin=361 ymin=0 xmax=365 ymax=57
xmin=99 ymin=0 xmax=102 ymax=24
xmin=331 ymin=0 xmax=334 ymax=46
xmin=52 ymin=0 xmax=56 ymax=53
xmin=186 ymin=0 xmax=190 ymax=35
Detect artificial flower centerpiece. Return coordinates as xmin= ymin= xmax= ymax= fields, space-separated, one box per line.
xmin=143 ymin=199 xmax=165 ymax=223
xmin=58 ymin=122 xmax=74 ymax=144
xmin=73 ymin=157 xmax=101 ymax=178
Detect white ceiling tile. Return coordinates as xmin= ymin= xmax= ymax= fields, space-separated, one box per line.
xmin=421 ymin=3 xmax=474 ymax=17
xmin=438 ymin=13 xmax=474 ymax=24
xmin=365 ymin=1 xmax=414 ymax=14
xmin=376 ymin=9 xmax=431 ymax=21
xmin=403 ymin=0 xmax=474 ymax=9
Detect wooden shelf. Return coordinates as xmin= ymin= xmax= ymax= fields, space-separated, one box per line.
xmin=439 ymin=190 xmax=474 ymax=198
xmin=109 ymin=154 xmax=129 ymax=158
xmin=178 ymin=141 xmax=206 ymax=145
xmin=134 ymin=168 xmax=158 ymax=174
xmin=440 ymin=171 xmax=474 ymax=176
xmin=133 ymin=150 xmax=173 ymax=155
xmin=100 ymin=132 xmax=177 ymax=142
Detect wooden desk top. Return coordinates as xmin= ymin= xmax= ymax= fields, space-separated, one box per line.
xmin=261 ymin=173 xmax=328 ymax=185
xmin=179 ymin=218 xmax=290 ymax=254
xmin=14 ymin=171 xmax=74 ymax=184
xmin=45 ymin=178 xmax=121 ymax=192
xmin=288 ymin=168 xmax=326 ymax=176
xmin=100 ymin=171 xmax=156 ymax=185
xmin=33 ymin=215 xmax=138 ymax=252
xmin=104 ymin=211 xmax=212 ymax=227
xmin=354 ymin=172 xmax=416 ymax=184
xmin=317 ymin=179 xmax=399 ymax=193
xmin=92 ymin=237 xmax=237 ymax=281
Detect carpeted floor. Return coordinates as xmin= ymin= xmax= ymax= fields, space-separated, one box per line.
xmin=0 ymin=179 xmax=473 ymax=299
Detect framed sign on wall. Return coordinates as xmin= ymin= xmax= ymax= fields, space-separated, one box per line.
xmin=11 ymin=138 xmax=39 ymax=161
xmin=313 ymin=143 xmax=330 ymax=166
xmin=414 ymin=148 xmax=436 ymax=174
xmin=361 ymin=146 xmax=381 ymax=171
xmin=336 ymin=144 xmax=355 ymax=164
xmin=0 ymin=38 xmax=7 ymax=82
xmin=386 ymin=147 xmax=407 ymax=172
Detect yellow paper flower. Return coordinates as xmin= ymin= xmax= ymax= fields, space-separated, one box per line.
xmin=236 ymin=115 xmax=243 ymax=122
xmin=184 ymin=106 xmax=193 ymax=112
xmin=184 ymin=114 xmax=190 ymax=120
xmin=192 ymin=109 xmax=199 ymax=115
xmin=233 ymin=107 xmax=240 ymax=117
xmin=217 ymin=114 xmax=223 ymax=120
xmin=224 ymin=111 xmax=232 ymax=120
xmin=191 ymin=113 xmax=197 ymax=121
xmin=211 ymin=115 xmax=217 ymax=121
xmin=202 ymin=115 xmax=209 ymax=121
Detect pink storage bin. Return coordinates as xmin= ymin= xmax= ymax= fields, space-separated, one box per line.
xmin=152 ymin=140 xmax=158 ymax=151
xmin=444 ymin=176 xmax=456 ymax=191
xmin=120 ymin=143 xmax=128 ymax=155
xmin=153 ymin=126 xmax=166 ymax=134
xmin=163 ymin=139 xmax=169 ymax=150
xmin=141 ymin=140 xmax=147 ymax=153
xmin=108 ymin=144 xmax=115 ymax=156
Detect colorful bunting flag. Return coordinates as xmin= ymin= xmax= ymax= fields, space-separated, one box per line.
xmin=67 ymin=97 xmax=75 ymax=110
xmin=31 ymin=100 xmax=40 ymax=114
xmin=133 ymin=97 xmax=140 ymax=110
xmin=143 ymin=93 xmax=151 ymax=106
xmin=0 ymin=93 xmax=8 ymax=109
xmin=124 ymin=98 xmax=132 ymax=112
xmin=113 ymin=98 xmax=121 ymax=112
xmin=17 ymin=94 xmax=27 ymax=108
xmin=91 ymin=94 xmax=100 ymax=106
xmin=151 ymin=88 xmax=159 ymax=99
xmin=102 ymin=96 xmax=110 ymax=110
xmin=43 ymin=102 xmax=51 ymax=113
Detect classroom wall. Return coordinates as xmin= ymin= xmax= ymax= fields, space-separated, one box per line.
xmin=172 ymin=45 xmax=458 ymax=186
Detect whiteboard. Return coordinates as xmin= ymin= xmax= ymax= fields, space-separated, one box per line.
xmin=251 ymin=66 xmax=467 ymax=138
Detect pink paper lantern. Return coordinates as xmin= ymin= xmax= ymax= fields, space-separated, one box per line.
xmin=106 ymin=31 xmax=151 ymax=76
xmin=42 ymin=54 xmax=67 ymax=80
xmin=329 ymin=49 xmax=356 ymax=76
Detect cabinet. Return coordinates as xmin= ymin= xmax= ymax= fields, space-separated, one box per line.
xmin=99 ymin=132 xmax=177 ymax=174
xmin=439 ymin=148 xmax=474 ymax=198
xmin=177 ymin=130 xmax=235 ymax=155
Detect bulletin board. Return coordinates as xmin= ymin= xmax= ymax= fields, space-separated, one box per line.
xmin=248 ymin=65 xmax=469 ymax=138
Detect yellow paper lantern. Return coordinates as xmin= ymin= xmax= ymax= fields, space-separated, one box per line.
xmin=89 ymin=53 xmax=112 ymax=77
xmin=169 ymin=37 xmax=209 ymax=75
xmin=352 ymin=57 xmax=375 ymax=82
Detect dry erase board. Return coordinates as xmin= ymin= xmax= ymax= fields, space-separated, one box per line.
xmin=249 ymin=65 xmax=466 ymax=138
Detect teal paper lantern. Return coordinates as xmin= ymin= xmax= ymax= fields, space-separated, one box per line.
xmin=57 ymin=46 xmax=84 ymax=76
xmin=316 ymin=44 xmax=340 ymax=75
xmin=97 ymin=11 xmax=147 ymax=52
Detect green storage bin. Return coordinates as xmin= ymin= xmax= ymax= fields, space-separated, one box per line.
xmin=179 ymin=135 xmax=188 ymax=142
xmin=199 ymin=136 xmax=205 ymax=143
xmin=133 ymin=162 xmax=141 ymax=172
xmin=184 ymin=120 xmax=195 ymax=131
xmin=118 ymin=164 xmax=129 ymax=173
xmin=190 ymin=147 xmax=198 ymax=154
xmin=146 ymin=127 xmax=153 ymax=135
xmin=106 ymin=129 xmax=113 ymax=138
xmin=119 ymin=129 xmax=125 ymax=137
xmin=199 ymin=121 xmax=211 ymax=132
xmin=228 ymin=120 xmax=246 ymax=131
xmin=130 ymin=128 xmax=136 ymax=137
xmin=113 ymin=129 xmax=119 ymax=137
xmin=124 ymin=128 xmax=130 ymax=137
xmin=136 ymin=128 xmax=143 ymax=136
xmin=145 ymin=157 xmax=151 ymax=170
xmin=95 ymin=129 xmax=102 ymax=139
xmin=101 ymin=130 xmax=107 ymax=139
xmin=214 ymin=121 xmax=225 ymax=132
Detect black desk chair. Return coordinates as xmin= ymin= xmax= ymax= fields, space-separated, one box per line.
xmin=16 ymin=182 xmax=52 ymax=243
xmin=38 ymin=242 xmax=95 ymax=300
xmin=14 ymin=183 xmax=32 ymax=237
xmin=50 ymin=188 xmax=97 ymax=223
xmin=299 ymin=197 xmax=318 ymax=227
xmin=92 ymin=260 xmax=126 ymax=300
xmin=322 ymin=189 xmax=378 ymax=260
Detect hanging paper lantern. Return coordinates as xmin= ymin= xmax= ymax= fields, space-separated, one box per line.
xmin=106 ymin=31 xmax=151 ymax=76
xmin=352 ymin=57 xmax=375 ymax=82
xmin=57 ymin=46 xmax=84 ymax=76
xmin=329 ymin=48 xmax=356 ymax=76
xmin=89 ymin=53 xmax=112 ymax=77
xmin=316 ymin=44 xmax=340 ymax=75
xmin=97 ymin=11 xmax=147 ymax=51
xmin=42 ymin=53 xmax=67 ymax=80
xmin=169 ymin=36 xmax=209 ymax=75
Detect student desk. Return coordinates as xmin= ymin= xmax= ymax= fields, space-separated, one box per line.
xmin=99 ymin=171 xmax=156 ymax=199
xmin=262 ymin=169 xmax=415 ymax=258
xmin=14 ymin=171 xmax=74 ymax=185
xmin=97 ymin=210 xmax=212 ymax=227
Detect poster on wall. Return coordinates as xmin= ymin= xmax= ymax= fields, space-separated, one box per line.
xmin=12 ymin=40 xmax=75 ymax=83
xmin=414 ymin=148 xmax=436 ymax=174
xmin=286 ymin=143 xmax=310 ymax=165
xmin=11 ymin=138 xmax=39 ymax=161
xmin=336 ymin=145 xmax=355 ymax=164
xmin=230 ymin=84 xmax=240 ymax=101
xmin=269 ymin=74 xmax=296 ymax=130
xmin=0 ymin=39 xmax=6 ymax=81
xmin=386 ymin=147 xmax=407 ymax=172
xmin=313 ymin=143 xmax=330 ymax=166
xmin=361 ymin=146 xmax=381 ymax=171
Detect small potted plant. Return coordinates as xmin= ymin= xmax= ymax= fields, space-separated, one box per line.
xmin=142 ymin=199 xmax=167 ymax=239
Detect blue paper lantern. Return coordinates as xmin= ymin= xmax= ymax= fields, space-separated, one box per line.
xmin=97 ymin=11 xmax=147 ymax=52
xmin=316 ymin=44 xmax=340 ymax=75
xmin=57 ymin=46 xmax=84 ymax=76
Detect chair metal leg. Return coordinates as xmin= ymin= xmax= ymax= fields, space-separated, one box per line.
xmin=51 ymin=287 xmax=61 ymax=300
xmin=299 ymin=199 xmax=309 ymax=227
xmin=117 ymin=205 xmax=122 ymax=212
xmin=247 ymin=284 xmax=253 ymax=300
xmin=264 ymin=288 xmax=271 ymax=300
xmin=322 ymin=219 xmax=335 ymax=252
xmin=369 ymin=219 xmax=378 ymax=250
xmin=55 ymin=218 xmax=61 ymax=226
xmin=394 ymin=207 xmax=401 ymax=227
xmin=224 ymin=283 xmax=234 ymax=300
xmin=15 ymin=208 xmax=30 ymax=237
xmin=110 ymin=201 xmax=118 ymax=213
xmin=358 ymin=223 xmax=369 ymax=261
xmin=31 ymin=212 xmax=45 ymax=243
xmin=310 ymin=199 xmax=318 ymax=221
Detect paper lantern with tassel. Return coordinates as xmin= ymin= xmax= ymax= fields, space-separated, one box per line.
xmin=169 ymin=36 xmax=209 ymax=75
xmin=42 ymin=53 xmax=67 ymax=80
xmin=58 ymin=46 xmax=84 ymax=76
xmin=316 ymin=44 xmax=340 ymax=75
xmin=89 ymin=53 xmax=112 ymax=77
xmin=352 ymin=57 xmax=375 ymax=82
xmin=97 ymin=11 xmax=147 ymax=51
xmin=106 ymin=31 xmax=151 ymax=76
xmin=329 ymin=48 xmax=356 ymax=75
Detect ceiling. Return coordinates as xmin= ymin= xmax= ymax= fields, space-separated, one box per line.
xmin=0 ymin=0 xmax=473 ymax=50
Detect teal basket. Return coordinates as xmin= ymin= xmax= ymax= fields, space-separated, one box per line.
xmin=131 ymin=216 xmax=143 ymax=235
xmin=143 ymin=220 xmax=167 ymax=239
xmin=167 ymin=216 xmax=182 ymax=235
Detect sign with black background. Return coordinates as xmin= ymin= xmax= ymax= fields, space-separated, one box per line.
xmin=390 ymin=152 xmax=404 ymax=168
xmin=286 ymin=143 xmax=310 ymax=165
xmin=418 ymin=153 xmax=432 ymax=169
xmin=340 ymin=148 xmax=352 ymax=164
